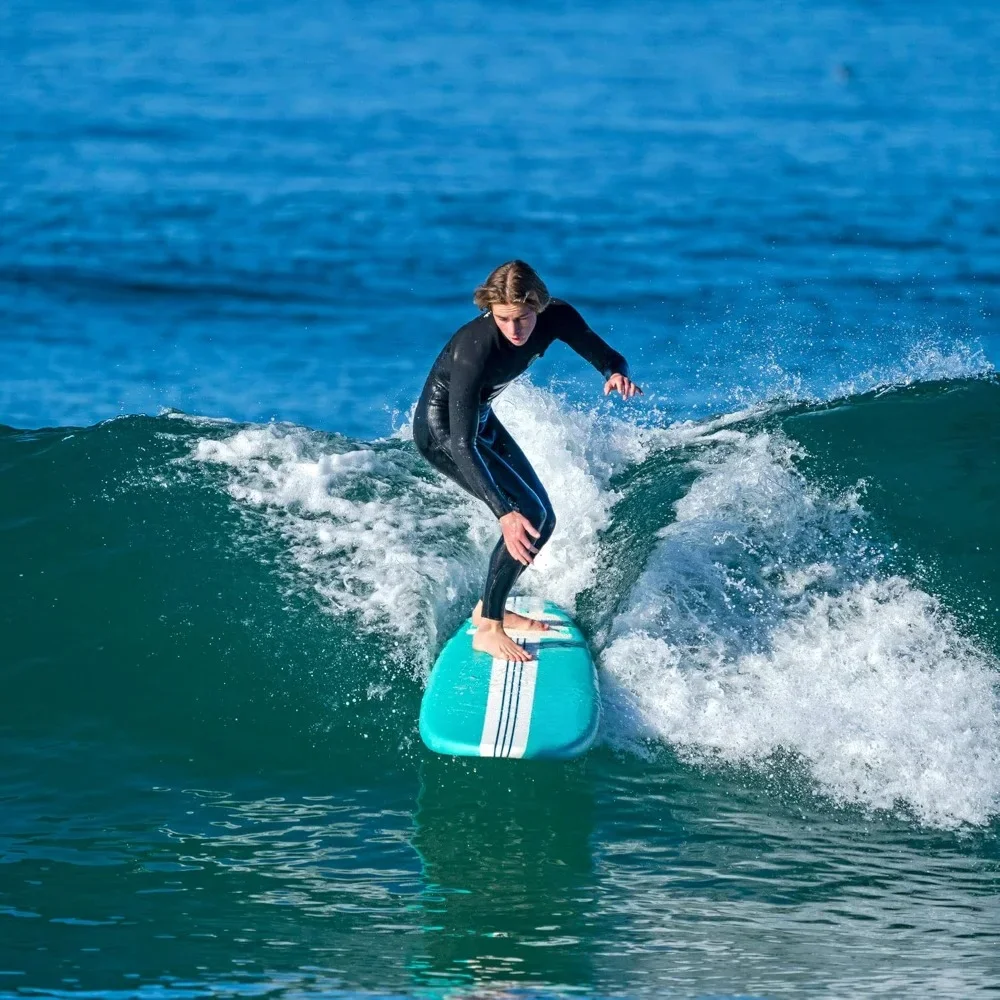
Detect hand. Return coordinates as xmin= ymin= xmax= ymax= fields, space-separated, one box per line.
xmin=604 ymin=373 xmax=643 ymax=399
xmin=499 ymin=511 xmax=541 ymax=566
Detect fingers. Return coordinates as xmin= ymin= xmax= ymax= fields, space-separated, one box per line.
xmin=504 ymin=533 xmax=534 ymax=566
xmin=517 ymin=514 xmax=541 ymax=538
xmin=605 ymin=375 xmax=643 ymax=399
xmin=506 ymin=542 xmax=532 ymax=566
xmin=503 ymin=522 xmax=541 ymax=565
xmin=516 ymin=535 xmax=539 ymax=560
xmin=499 ymin=512 xmax=545 ymax=566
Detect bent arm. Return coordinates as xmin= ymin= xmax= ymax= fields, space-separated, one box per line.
xmin=556 ymin=303 xmax=629 ymax=380
xmin=448 ymin=359 xmax=516 ymax=518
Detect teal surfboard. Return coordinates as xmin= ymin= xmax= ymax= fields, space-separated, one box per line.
xmin=420 ymin=596 xmax=600 ymax=759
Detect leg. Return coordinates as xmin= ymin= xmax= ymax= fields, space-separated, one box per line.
xmin=471 ymin=423 xmax=555 ymax=600
xmin=414 ymin=425 xmax=554 ymax=662
xmin=469 ymin=444 xmax=553 ymax=661
xmin=474 ymin=412 xmax=557 ymax=629
xmin=481 ymin=411 xmax=557 ymax=540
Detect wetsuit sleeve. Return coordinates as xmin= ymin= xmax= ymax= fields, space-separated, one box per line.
xmin=448 ymin=353 xmax=517 ymax=519
xmin=555 ymin=303 xmax=630 ymax=380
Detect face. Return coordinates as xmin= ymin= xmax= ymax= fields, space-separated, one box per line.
xmin=491 ymin=303 xmax=537 ymax=346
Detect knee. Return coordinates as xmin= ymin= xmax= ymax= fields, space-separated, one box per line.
xmin=411 ymin=418 xmax=429 ymax=458
xmin=412 ymin=422 xmax=438 ymax=464
xmin=539 ymin=506 xmax=556 ymax=543
xmin=526 ymin=502 xmax=555 ymax=546
xmin=414 ymin=436 xmax=434 ymax=463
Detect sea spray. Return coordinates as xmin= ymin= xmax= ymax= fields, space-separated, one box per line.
xmin=193 ymin=424 xmax=481 ymax=671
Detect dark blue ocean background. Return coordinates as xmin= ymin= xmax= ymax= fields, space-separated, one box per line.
xmin=2 ymin=1 xmax=999 ymax=998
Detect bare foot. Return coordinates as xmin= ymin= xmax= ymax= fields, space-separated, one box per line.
xmin=471 ymin=600 xmax=550 ymax=633
xmin=472 ymin=622 xmax=534 ymax=662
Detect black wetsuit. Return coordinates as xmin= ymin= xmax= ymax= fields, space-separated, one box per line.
xmin=413 ymin=300 xmax=629 ymax=620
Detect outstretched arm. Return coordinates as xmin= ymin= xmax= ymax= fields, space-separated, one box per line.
xmin=556 ymin=303 xmax=642 ymax=398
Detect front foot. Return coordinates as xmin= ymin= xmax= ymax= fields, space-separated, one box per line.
xmin=472 ymin=622 xmax=534 ymax=662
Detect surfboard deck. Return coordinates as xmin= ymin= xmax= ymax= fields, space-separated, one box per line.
xmin=420 ymin=596 xmax=600 ymax=760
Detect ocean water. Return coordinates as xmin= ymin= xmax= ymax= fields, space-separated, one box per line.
xmin=2 ymin=1 xmax=999 ymax=997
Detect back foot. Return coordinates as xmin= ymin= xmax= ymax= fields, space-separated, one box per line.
xmin=472 ymin=600 xmax=550 ymax=633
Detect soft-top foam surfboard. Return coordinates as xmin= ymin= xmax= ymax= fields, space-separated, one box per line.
xmin=420 ymin=596 xmax=599 ymax=760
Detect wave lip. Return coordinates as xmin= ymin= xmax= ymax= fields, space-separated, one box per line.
xmin=830 ymin=338 xmax=994 ymax=402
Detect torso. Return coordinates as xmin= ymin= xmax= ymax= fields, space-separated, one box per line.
xmin=419 ymin=300 xmax=576 ymax=413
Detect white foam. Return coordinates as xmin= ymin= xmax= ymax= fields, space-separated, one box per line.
xmin=487 ymin=383 xmax=653 ymax=608
xmin=194 ymin=424 xmax=487 ymax=670
xmin=161 ymin=408 xmax=236 ymax=426
xmin=601 ymin=428 xmax=1000 ymax=829
xmin=484 ymin=385 xmax=769 ymax=608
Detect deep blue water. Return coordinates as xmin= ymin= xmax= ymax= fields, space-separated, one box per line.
xmin=3 ymin=0 xmax=999 ymax=434
xmin=2 ymin=2 xmax=1000 ymax=998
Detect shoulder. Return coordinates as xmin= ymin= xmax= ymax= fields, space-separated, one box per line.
xmin=447 ymin=313 xmax=496 ymax=366
xmin=538 ymin=298 xmax=588 ymax=335
xmin=543 ymin=298 xmax=577 ymax=318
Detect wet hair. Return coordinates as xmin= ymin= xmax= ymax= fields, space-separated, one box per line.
xmin=473 ymin=260 xmax=551 ymax=313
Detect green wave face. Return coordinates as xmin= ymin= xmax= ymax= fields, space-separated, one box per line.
xmin=1 ymin=378 xmax=998 ymax=794
xmin=780 ymin=376 xmax=1000 ymax=652
xmin=0 ymin=415 xmax=424 ymax=776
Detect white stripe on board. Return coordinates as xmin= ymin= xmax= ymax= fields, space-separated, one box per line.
xmin=497 ymin=658 xmax=519 ymax=757
xmin=478 ymin=638 xmax=538 ymax=758
xmin=479 ymin=657 xmax=509 ymax=757
xmin=507 ymin=657 xmax=537 ymax=759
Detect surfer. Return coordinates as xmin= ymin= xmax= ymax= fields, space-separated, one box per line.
xmin=413 ymin=260 xmax=641 ymax=663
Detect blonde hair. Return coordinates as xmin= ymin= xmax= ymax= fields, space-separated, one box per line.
xmin=473 ymin=260 xmax=551 ymax=313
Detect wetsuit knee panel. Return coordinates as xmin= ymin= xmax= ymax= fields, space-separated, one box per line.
xmin=515 ymin=497 xmax=557 ymax=546
xmin=412 ymin=403 xmax=448 ymax=461
xmin=540 ymin=508 xmax=556 ymax=541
